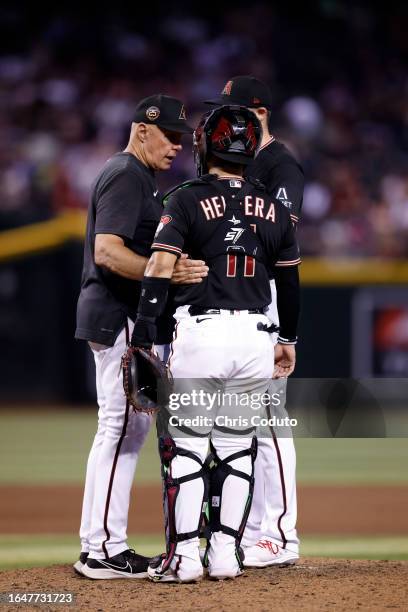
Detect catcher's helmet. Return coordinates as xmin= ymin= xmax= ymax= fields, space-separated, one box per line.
xmin=193 ymin=105 xmax=262 ymax=177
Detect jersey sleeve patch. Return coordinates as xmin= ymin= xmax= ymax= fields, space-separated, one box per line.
xmin=154 ymin=215 xmax=173 ymax=239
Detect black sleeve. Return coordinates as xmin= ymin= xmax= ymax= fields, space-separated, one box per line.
xmin=95 ymin=170 xmax=142 ymax=240
xmin=275 ymin=212 xmax=301 ymax=268
xmin=266 ymin=161 xmax=304 ymax=223
xmin=151 ymin=193 xmax=191 ymax=258
xmin=274 ymin=265 xmax=300 ymax=344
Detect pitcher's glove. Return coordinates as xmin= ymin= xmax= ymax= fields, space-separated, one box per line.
xmin=122 ymin=346 xmax=171 ymax=414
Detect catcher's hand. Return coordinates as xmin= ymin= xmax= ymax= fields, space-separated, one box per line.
xmin=122 ymin=345 xmax=171 ymax=414
xmin=130 ymin=317 xmax=157 ymax=350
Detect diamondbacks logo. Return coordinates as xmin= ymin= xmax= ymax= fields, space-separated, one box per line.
xmin=179 ymin=105 xmax=186 ymax=120
xmin=222 ymin=80 xmax=233 ymax=96
xmin=146 ymin=106 xmax=160 ymax=121
xmin=154 ymin=214 xmax=172 ymax=238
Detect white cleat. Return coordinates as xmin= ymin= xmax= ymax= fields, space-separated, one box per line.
xmin=243 ymin=539 xmax=299 ymax=568
xmin=208 ymin=565 xmax=244 ymax=580
xmin=148 ymin=555 xmax=203 ymax=583
xmin=207 ymin=532 xmax=244 ymax=580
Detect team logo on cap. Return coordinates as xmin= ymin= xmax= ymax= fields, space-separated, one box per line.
xmin=222 ymin=80 xmax=233 ymax=96
xmin=179 ymin=105 xmax=186 ymax=120
xmin=146 ymin=106 xmax=160 ymax=121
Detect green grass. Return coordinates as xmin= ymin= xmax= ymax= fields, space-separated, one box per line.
xmin=295 ymin=438 xmax=408 ymax=484
xmin=0 ymin=410 xmax=407 ymax=485
xmin=0 ymin=410 xmax=161 ymax=485
xmin=0 ymin=534 xmax=407 ymax=570
xmin=300 ymin=536 xmax=408 ymax=560
xmin=0 ymin=534 xmax=165 ymax=570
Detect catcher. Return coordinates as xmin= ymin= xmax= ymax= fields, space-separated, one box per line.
xmin=127 ymin=104 xmax=300 ymax=582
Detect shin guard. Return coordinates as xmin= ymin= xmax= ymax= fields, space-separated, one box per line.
xmin=157 ymin=436 xmax=208 ymax=574
xmin=204 ymin=437 xmax=257 ymax=568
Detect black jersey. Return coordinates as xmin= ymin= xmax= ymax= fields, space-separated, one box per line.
xmin=152 ymin=175 xmax=300 ymax=310
xmin=244 ymin=138 xmax=304 ymax=224
xmin=75 ymin=152 xmax=162 ymax=346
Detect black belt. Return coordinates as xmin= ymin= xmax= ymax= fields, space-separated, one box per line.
xmin=188 ymin=306 xmax=265 ymax=316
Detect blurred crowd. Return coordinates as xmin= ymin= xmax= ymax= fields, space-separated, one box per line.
xmin=0 ymin=2 xmax=407 ymax=257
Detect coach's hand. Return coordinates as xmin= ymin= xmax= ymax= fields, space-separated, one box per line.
xmin=273 ymin=344 xmax=296 ymax=378
xmin=171 ymin=253 xmax=209 ymax=285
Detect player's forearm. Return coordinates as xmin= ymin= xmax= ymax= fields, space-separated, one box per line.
xmin=131 ymin=252 xmax=178 ymax=347
xmin=145 ymin=251 xmax=177 ymax=279
xmin=95 ymin=241 xmax=148 ymax=280
xmin=274 ymin=266 xmax=300 ymax=344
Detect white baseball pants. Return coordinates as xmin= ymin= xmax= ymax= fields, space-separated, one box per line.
xmin=167 ymin=306 xmax=275 ymax=561
xmin=79 ymin=320 xmax=152 ymax=559
xmin=242 ymin=280 xmax=299 ymax=554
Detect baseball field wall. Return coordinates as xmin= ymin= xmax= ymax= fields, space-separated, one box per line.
xmin=0 ymin=213 xmax=408 ymax=401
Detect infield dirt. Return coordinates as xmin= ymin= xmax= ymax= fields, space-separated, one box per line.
xmin=1 ymin=484 xmax=407 ymax=534
xmin=0 ymin=559 xmax=407 ymax=611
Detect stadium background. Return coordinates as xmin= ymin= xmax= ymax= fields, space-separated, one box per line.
xmin=0 ymin=0 xmax=407 ymax=570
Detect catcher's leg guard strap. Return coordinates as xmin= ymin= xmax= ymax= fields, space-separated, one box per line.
xmin=199 ymin=453 xmax=213 ymax=538
xmin=159 ymin=437 xmax=208 ymax=572
xmin=207 ymin=437 xmax=257 ymax=544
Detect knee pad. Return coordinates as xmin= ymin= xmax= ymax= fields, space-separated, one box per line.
xmin=158 ymin=436 xmax=209 ymax=573
xmin=204 ymin=437 xmax=257 ymax=567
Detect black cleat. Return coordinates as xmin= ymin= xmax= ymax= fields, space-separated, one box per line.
xmin=73 ymin=552 xmax=89 ymax=575
xmin=81 ymin=548 xmax=149 ymax=580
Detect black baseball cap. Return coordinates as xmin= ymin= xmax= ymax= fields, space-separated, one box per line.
xmin=205 ymin=76 xmax=273 ymax=109
xmin=133 ymin=94 xmax=194 ymax=134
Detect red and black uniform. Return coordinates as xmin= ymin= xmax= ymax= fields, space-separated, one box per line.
xmin=153 ymin=174 xmax=300 ymax=315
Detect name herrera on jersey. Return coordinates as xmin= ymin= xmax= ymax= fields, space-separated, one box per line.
xmin=168 ymin=415 xmax=297 ymax=428
xmin=200 ymin=195 xmax=276 ymax=222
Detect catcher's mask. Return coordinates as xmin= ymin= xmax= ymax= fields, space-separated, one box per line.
xmin=193 ymin=105 xmax=262 ymax=177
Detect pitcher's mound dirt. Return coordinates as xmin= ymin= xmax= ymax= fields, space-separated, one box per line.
xmin=0 ymin=559 xmax=407 ymax=612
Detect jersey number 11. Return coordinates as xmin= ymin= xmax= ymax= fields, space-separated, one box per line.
xmin=226 ymin=255 xmax=255 ymax=278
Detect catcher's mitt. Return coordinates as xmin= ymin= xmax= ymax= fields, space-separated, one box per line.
xmin=122 ymin=346 xmax=172 ymax=414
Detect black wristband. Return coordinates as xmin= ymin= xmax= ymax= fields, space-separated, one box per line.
xmin=138 ymin=276 xmax=171 ymax=319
